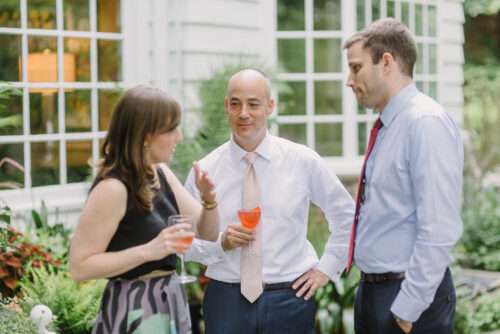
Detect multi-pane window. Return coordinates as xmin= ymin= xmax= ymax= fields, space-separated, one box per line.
xmin=275 ymin=0 xmax=438 ymax=158
xmin=276 ymin=0 xmax=344 ymax=157
xmin=356 ymin=0 xmax=438 ymax=155
xmin=0 ymin=0 xmax=123 ymax=189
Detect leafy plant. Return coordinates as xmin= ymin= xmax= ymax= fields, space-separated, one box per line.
xmin=0 ymin=305 xmax=38 ymax=334
xmin=0 ymin=201 xmax=59 ymax=298
xmin=455 ymin=285 xmax=500 ymax=334
xmin=19 ymin=266 xmax=106 ymax=334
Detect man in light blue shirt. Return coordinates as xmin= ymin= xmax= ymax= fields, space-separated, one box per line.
xmin=344 ymin=18 xmax=463 ymax=334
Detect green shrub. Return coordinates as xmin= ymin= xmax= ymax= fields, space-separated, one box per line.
xmin=19 ymin=266 xmax=106 ymax=334
xmin=0 ymin=305 xmax=38 ymax=334
xmin=457 ymin=186 xmax=500 ymax=271
xmin=455 ymin=286 xmax=500 ymax=334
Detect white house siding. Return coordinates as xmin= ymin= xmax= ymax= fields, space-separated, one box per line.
xmin=168 ymin=0 xmax=275 ymax=112
xmin=439 ymin=0 xmax=465 ymax=122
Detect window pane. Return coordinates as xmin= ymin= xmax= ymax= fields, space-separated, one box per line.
xmin=30 ymin=90 xmax=58 ymax=134
xmin=314 ymin=0 xmax=341 ymax=31
xmin=28 ymin=36 xmax=58 ymax=83
xmin=65 ymin=37 xmax=90 ymax=81
xmin=416 ymin=81 xmax=424 ymax=91
xmin=358 ymin=122 xmax=367 ymax=155
xmin=28 ymin=0 xmax=56 ymax=29
xmin=278 ymin=123 xmax=306 ymax=145
xmin=387 ymin=0 xmax=395 ymax=18
xmin=372 ymin=0 xmax=380 ymax=21
xmin=0 ymin=34 xmax=22 ymax=81
xmin=277 ymin=0 xmax=304 ymax=31
xmin=314 ymin=39 xmax=341 ymax=73
xmin=279 ymin=81 xmax=306 ymax=115
xmin=66 ymin=140 xmax=92 ymax=183
xmin=0 ymin=87 xmax=23 ymax=135
xmin=314 ymin=81 xmax=342 ymax=115
xmin=98 ymin=39 xmax=122 ymax=81
xmin=357 ymin=103 xmax=366 ymax=115
xmin=278 ymin=39 xmax=305 ymax=73
xmin=65 ymin=90 xmax=91 ymax=132
xmin=97 ymin=0 xmax=121 ymax=33
xmin=99 ymin=89 xmax=121 ymax=131
xmin=428 ymin=5 xmax=437 ymax=37
xmin=429 ymin=81 xmax=437 ymax=100
xmin=31 ymin=141 xmax=59 ymax=186
xmin=415 ymin=4 xmax=423 ymax=36
xmin=0 ymin=0 xmax=20 ymax=27
xmin=429 ymin=44 xmax=437 ymax=74
xmin=0 ymin=143 xmax=24 ymax=189
xmin=356 ymin=0 xmax=365 ymax=30
xmin=401 ymin=2 xmax=409 ymax=28
xmin=315 ymin=123 xmax=342 ymax=156
xmin=63 ymin=0 xmax=89 ymax=31
xmin=415 ymin=43 xmax=423 ymax=74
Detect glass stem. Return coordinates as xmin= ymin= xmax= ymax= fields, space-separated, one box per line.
xmin=180 ymin=254 xmax=187 ymax=275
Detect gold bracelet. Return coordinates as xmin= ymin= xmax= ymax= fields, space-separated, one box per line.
xmin=201 ymin=200 xmax=217 ymax=210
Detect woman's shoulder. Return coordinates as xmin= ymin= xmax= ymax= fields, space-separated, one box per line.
xmin=90 ymin=176 xmax=128 ymax=202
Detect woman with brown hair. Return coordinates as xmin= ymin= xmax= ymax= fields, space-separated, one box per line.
xmin=69 ymin=85 xmax=219 ymax=334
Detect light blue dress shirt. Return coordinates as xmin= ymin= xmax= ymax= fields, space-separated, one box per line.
xmin=354 ymin=84 xmax=464 ymax=322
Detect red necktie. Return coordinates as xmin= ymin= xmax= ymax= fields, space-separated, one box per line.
xmin=345 ymin=118 xmax=384 ymax=273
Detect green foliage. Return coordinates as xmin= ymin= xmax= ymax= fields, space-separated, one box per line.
xmin=463 ymin=64 xmax=500 ymax=182
xmin=464 ymin=0 xmax=500 ymax=16
xmin=0 ymin=305 xmax=38 ymax=334
xmin=28 ymin=201 xmax=72 ymax=266
xmin=457 ymin=187 xmax=500 ymax=271
xmin=19 ymin=266 xmax=106 ymax=334
xmin=0 ymin=86 xmax=23 ymax=135
xmin=455 ymin=286 xmax=500 ymax=333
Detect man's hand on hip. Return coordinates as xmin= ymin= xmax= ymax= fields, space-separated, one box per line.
xmin=221 ymin=224 xmax=254 ymax=251
xmin=292 ymin=268 xmax=330 ymax=300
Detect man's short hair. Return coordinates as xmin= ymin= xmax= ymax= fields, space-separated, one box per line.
xmin=344 ymin=18 xmax=417 ymax=77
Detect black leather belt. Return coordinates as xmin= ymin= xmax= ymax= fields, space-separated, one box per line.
xmin=212 ymin=279 xmax=294 ymax=291
xmin=361 ymin=272 xmax=405 ymax=284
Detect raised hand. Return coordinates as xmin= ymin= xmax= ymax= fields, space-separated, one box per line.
xmin=193 ymin=161 xmax=216 ymax=203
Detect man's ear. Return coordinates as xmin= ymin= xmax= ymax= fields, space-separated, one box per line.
xmin=266 ymin=98 xmax=275 ymax=116
xmin=224 ymin=96 xmax=230 ymax=115
xmin=382 ymin=52 xmax=396 ymax=74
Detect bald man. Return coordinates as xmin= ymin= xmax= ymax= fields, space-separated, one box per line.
xmin=185 ymin=69 xmax=355 ymax=334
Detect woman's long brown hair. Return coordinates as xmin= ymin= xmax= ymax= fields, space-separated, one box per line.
xmin=98 ymin=85 xmax=181 ymax=211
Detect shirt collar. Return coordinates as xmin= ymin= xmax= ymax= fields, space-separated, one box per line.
xmin=380 ymin=83 xmax=419 ymax=127
xmin=229 ymin=131 xmax=273 ymax=163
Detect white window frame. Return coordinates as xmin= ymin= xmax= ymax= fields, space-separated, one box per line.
xmin=0 ymin=0 xmax=123 ymax=209
xmin=274 ymin=0 xmax=439 ymax=176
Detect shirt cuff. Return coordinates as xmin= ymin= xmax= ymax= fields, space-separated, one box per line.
xmin=390 ymin=287 xmax=428 ymax=322
xmin=317 ymin=253 xmax=344 ymax=282
xmin=185 ymin=233 xmax=227 ymax=265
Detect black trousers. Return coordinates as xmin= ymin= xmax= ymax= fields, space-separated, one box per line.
xmin=354 ymin=268 xmax=456 ymax=334
xmin=203 ymin=280 xmax=316 ymax=334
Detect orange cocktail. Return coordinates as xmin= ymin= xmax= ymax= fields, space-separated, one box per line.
xmin=238 ymin=207 xmax=261 ymax=254
xmin=175 ymin=234 xmax=194 ymax=253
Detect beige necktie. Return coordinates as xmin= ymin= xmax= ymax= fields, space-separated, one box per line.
xmin=240 ymin=152 xmax=263 ymax=303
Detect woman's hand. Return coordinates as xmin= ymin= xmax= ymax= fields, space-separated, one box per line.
xmin=142 ymin=223 xmax=194 ymax=261
xmin=193 ymin=161 xmax=216 ymax=203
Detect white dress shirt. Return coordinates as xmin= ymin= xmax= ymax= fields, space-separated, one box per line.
xmin=184 ymin=133 xmax=355 ymax=284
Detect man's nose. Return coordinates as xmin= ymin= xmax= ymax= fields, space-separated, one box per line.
xmin=346 ymin=73 xmax=354 ymax=87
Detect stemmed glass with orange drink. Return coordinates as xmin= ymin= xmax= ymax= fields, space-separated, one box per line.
xmin=168 ymin=214 xmax=196 ymax=284
xmin=238 ymin=207 xmax=261 ymax=255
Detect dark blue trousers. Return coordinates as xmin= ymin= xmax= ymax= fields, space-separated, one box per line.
xmin=203 ymin=280 xmax=316 ymax=334
xmin=354 ymin=268 xmax=456 ymax=334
